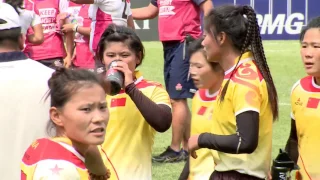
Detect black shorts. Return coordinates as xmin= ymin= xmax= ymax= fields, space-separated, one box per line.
xmin=163 ymin=41 xmax=197 ymax=100
xmin=209 ymin=170 xmax=264 ymax=180
xmin=37 ymin=58 xmax=63 ymax=70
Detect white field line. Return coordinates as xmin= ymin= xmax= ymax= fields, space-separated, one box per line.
xmin=279 ymin=102 xmax=290 ymax=106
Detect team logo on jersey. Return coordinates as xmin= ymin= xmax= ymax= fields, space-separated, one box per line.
xmin=50 ymin=164 xmax=63 ymax=175
xmin=175 ymin=83 xmax=182 ymax=91
xmin=295 ymin=98 xmax=303 ymax=106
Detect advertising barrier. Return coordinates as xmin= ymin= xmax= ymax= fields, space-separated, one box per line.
xmin=132 ymin=0 xmax=320 ymax=41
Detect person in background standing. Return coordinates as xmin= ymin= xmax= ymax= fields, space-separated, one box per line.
xmin=68 ymin=0 xmax=134 ymax=55
xmin=132 ymin=0 xmax=213 ymax=163
xmin=179 ymin=38 xmax=224 ymax=180
xmin=0 ymin=3 xmax=53 ymax=179
xmin=61 ymin=2 xmax=95 ymax=70
xmin=285 ymin=16 xmax=320 ymax=180
xmin=23 ymin=0 xmax=69 ymax=69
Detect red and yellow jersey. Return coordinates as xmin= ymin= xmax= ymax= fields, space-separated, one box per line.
xmin=291 ymin=76 xmax=320 ymax=179
xmin=211 ymin=52 xmax=273 ymax=179
xmin=103 ymin=71 xmax=171 ymax=180
xmin=21 ymin=137 xmax=117 ymax=180
xmin=189 ymin=89 xmax=217 ymax=180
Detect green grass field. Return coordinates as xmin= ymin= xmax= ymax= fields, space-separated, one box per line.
xmin=137 ymin=40 xmax=305 ymax=180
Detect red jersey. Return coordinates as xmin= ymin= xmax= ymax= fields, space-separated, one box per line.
xmin=21 ymin=138 xmax=119 ymax=179
xmin=24 ymin=0 xmax=68 ymax=60
xmin=152 ymin=0 xmax=204 ymax=41
xmin=67 ymin=3 xmax=94 ymax=68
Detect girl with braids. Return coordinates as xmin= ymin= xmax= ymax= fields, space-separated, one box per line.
xmin=97 ymin=24 xmax=172 ymax=180
xmin=3 ymin=0 xmax=44 ymax=45
xmin=285 ymin=16 xmax=320 ymax=180
xmin=188 ymin=4 xmax=279 ymax=180
xmin=21 ymin=68 xmax=116 ymax=180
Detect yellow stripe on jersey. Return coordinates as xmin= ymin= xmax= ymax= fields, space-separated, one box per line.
xmin=291 ymin=76 xmax=320 ymax=179
xmin=211 ymin=52 xmax=273 ymax=179
xmin=103 ymin=71 xmax=171 ymax=180
xmin=189 ymin=89 xmax=218 ymax=180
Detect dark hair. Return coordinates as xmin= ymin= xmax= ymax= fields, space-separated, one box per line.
xmin=96 ymin=24 xmax=145 ymax=68
xmin=204 ymin=5 xmax=279 ymax=121
xmin=188 ymin=37 xmax=224 ymax=74
xmin=46 ymin=67 xmax=105 ymax=136
xmin=0 ymin=25 xmax=21 ymax=47
xmin=5 ymin=0 xmax=24 ymax=14
xmin=300 ymin=16 xmax=320 ymax=41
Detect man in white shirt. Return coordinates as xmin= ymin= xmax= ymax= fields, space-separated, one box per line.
xmin=0 ymin=3 xmax=53 ymax=179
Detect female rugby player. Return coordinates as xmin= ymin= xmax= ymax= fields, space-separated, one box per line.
xmin=188 ymin=5 xmax=279 ymax=179
xmin=179 ymin=38 xmax=223 ymax=180
xmin=285 ymin=16 xmax=320 ymax=180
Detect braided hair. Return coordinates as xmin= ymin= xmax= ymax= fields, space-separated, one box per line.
xmin=204 ymin=5 xmax=279 ymax=121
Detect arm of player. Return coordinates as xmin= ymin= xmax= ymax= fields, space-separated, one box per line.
xmin=27 ymin=13 xmax=44 ymax=45
xmin=178 ymin=158 xmax=190 ymax=180
xmin=125 ymin=82 xmax=172 ymax=132
xmin=63 ymin=32 xmax=74 ymax=68
xmin=32 ymin=160 xmax=82 ymax=179
xmin=193 ymin=0 xmax=213 ymax=16
xmin=77 ymin=26 xmax=91 ymax=36
xmin=197 ymin=83 xmax=261 ymax=154
xmin=285 ymin=118 xmax=299 ymax=164
xmin=132 ymin=2 xmax=158 ymax=20
xmin=127 ymin=15 xmax=135 ymax=30
xmin=85 ymin=146 xmax=109 ymax=176
xmin=198 ymin=111 xmax=259 ymax=154
xmin=126 ymin=4 xmax=135 ymax=29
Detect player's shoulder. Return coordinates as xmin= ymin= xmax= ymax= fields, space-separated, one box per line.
xmin=227 ymin=60 xmax=263 ymax=85
xmin=20 ymin=59 xmax=53 ymax=80
xmin=32 ymin=159 xmax=81 ymax=179
xmin=22 ymin=138 xmax=85 ymax=168
xmin=22 ymin=138 xmax=55 ymax=165
xmin=137 ymin=79 xmax=164 ymax=89
xmin=291 ymin=76 xmax=320 ymax=95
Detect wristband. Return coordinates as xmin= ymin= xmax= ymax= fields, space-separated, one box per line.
xmin=88 ymin=169 xmax=111 ymax=180
xmin=73 ymin=24 xmax=78 ymax=32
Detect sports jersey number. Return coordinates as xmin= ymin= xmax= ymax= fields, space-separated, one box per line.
xmin=122 ymin=0 xmax=128 ymax=19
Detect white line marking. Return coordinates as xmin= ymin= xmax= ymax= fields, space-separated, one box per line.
xmin=279 ymin=102 xmax=290 ymax=106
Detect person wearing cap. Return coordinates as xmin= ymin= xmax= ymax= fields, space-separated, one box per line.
xmin=0 ymin=3 xmax=54 ymax=179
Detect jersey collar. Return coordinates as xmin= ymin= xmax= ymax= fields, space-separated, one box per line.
xmin=0 ymin=51 xmax=28 ymax=62
xmin=51 ymin=137 xmax=85 ymax=162
xmin=224 ymin=51 xmax=253 ymax=76
xmin=134 ymin=70 xmax=144 ymax=85
xmin=312 ymin=76 xmax=320 ymax=89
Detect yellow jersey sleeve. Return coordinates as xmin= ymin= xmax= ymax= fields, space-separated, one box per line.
xmin=150 ymin=86 xmax=171 ymax=108
xmin=232 ymin=80 xmax=261 ymax=116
